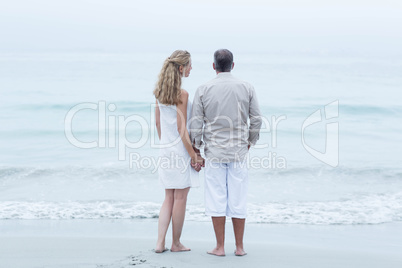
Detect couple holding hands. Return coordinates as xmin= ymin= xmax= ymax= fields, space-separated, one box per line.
xmin=153 ymin=49 xmax=262 ymax=256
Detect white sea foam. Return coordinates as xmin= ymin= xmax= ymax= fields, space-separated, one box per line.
xmin=1 ymin=192 xmax=401 ymax=224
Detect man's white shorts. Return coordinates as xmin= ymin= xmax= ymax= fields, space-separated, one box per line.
xmin=204 ymin=160 xmax=248 ymax=218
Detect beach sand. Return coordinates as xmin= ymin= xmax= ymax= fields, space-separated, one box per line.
xmin=0 ymin=219 xmax=401 ymax=268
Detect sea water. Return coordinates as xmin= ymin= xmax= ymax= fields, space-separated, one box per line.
xmin=0 ymin=52 xmax=401 ymax=224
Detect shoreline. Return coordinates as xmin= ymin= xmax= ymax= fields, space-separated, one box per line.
xmin=1 ymin=219 xmax=402 ymax=267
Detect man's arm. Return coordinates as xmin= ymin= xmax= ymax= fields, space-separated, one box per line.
xmin=248 ymin=86 xmax=262 ymax=146
xmin=189 ymin=87 xmax=204 ymax=149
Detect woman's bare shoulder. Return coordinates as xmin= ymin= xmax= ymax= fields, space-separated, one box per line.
xmin=180 ymin=89 xmax=189 ymax=102
xmin=181 ymin=89 xmax=189 ymax=96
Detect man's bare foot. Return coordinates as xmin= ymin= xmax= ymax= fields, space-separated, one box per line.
xmin=234 ymin=249 xmax=247 ymax=256
xmin=170 ymin=242 xmax=191 ymax=252
xmin=207 ymin=247 xmax=225 ymax=257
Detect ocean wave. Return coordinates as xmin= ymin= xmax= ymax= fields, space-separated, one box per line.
xmin=0 ymin=201 xmax=160 ymax=220
xmin=261 ymin=104 xmax=402 ymax=117
xmin=247 ymin=192 xmax=402 ymax=225
xmin=6 ymin=101 xmax=154 ymax=113
xmin=0 ymin=165 xmax=151 ymax=178
xmin=1 ymin=165 xmax=401 ymax=183
xmin=1 ymin=165 xmax=401 ymax=225
xmin=1 ymin=192 xmax=401 ymax=224
xmin=6 ymin=101 xmax=402 ymax=118
xmin=249 ymin=165 xmax=402 ymax=179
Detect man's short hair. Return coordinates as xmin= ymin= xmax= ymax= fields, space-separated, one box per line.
xmin=214 ymin=49 xmax=233 ymax=72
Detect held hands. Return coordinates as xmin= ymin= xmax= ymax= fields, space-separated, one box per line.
xmin=191 ymin=148 xmax=205 ymax=172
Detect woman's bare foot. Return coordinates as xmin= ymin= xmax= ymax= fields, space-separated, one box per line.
xmin=170 ymin=242 xmax=190 ymax=252
xmin=234 ymin=248 xmax=247 ymax=256
xmin=155 ymin=247 xmax=168 ymax=253
xmin=155 ymin=240 xmax=168 ymax=253
xmin=207 ymin=247 xmax=225 ymax=256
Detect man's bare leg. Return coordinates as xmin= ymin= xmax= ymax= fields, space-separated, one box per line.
xmin=207 ymin=216 xmax=226 ymax=256
xmin=232 ymin=218 xmax=247 ymax=256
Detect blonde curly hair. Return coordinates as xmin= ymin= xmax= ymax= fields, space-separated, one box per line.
xmin=154 ymin=50 xmax=191 ymax=105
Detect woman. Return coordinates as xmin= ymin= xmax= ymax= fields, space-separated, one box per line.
xmin=154 ymin=50 xmax=204 ymax=253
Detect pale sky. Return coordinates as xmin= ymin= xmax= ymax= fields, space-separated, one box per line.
xmin=1 ymin=0 xmax=401 ymax=55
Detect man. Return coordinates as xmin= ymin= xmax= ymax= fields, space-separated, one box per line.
xmin=190 ymin=49 xmax=262 ymax=256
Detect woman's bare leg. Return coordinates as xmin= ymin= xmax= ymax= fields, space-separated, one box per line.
xmin=170 ymin=187 xmax=191 ymax=252
xmin=155 ymin=189 xmax=174 ymax=253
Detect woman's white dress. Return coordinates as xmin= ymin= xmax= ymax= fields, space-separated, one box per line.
xmin=157 ymin=96 xmax=199 ymax=189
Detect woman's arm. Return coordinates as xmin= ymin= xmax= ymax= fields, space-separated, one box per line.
xmin=155 ymin=100 xmax=161 ymax=140
xmin=176 ymin=90 xmax=203 ymax=166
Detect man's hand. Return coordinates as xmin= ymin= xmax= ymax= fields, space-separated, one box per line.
xmin=193 ymin=146 xmax=205 ymax=167
xmin=193 ymin=146 xmax=200 ymax=154
xmin=191 ymin=152 xmax=205 ymax=172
